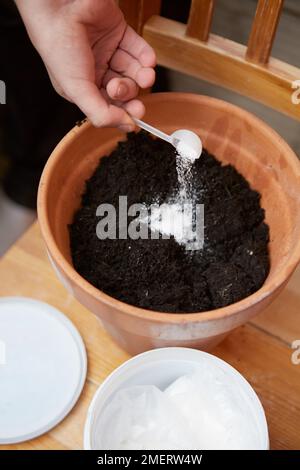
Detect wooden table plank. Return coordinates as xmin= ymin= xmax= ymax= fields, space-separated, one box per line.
xmin=250 ymin=270 xmax=300 ymax=346
xmin=0 ymin=222 xmax=299 ymax=450
xmin=214 ymin=324 xmax=300 ymax=450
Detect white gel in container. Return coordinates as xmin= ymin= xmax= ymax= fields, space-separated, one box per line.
xmin=84 ymin=348 xmax=269 ymax=450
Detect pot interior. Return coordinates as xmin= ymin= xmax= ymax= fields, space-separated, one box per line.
xmin=41 ymin=94 xmax=300 ymax=292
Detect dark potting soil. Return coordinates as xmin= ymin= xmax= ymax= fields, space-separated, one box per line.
xmin=69 ymin=131 xmax=270 ymax=313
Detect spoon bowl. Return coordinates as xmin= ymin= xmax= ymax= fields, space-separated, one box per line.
xmin=133 ymin=118 xmax=202 ymax=160
xmin=171 ymin=129 xmax=203 ymax=161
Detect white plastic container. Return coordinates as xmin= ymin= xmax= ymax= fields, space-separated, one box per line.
xmin=84 ymin=347 xmax=269 ymax=450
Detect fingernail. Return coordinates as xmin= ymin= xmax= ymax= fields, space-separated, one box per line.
xmin=119 ymin=124 xmax=134 ymax=133
xmin=116 ymin=83 xmax=127 ymax=98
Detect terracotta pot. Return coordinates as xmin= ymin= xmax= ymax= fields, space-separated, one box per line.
xmin=38 ymin=93 xmax=300 ymax=355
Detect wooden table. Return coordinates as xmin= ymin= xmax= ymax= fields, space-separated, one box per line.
xmin=0 ymin=222 xmax=300 ymax=450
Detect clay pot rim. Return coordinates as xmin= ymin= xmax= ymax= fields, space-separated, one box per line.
xmin=38 ymin=92 xmax=300 ymax=324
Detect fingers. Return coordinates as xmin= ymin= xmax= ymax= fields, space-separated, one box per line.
xmin=110 ymin=48 xmax=155 ymax=89
xmin=122 ymin=99 xmax=145 ymax=119
xmin=91 ymin=26 xmax=155 ymax=129
xmin=66 ymin=78 xmax=134 ymax=129
xmin=66 ymin=78 xmax=145 ymax=130
xmin=103 ymin=71 xmax=146 ymax=125
xmin=103 ymin=70 xmax=138 ymax=102
xmin=119 ymin=25 xmax=156 ymax=68
xmin=101 ymin=88 xmax=145 ymax=123
xmin=109 ymin=25 xmax=156 ymax=89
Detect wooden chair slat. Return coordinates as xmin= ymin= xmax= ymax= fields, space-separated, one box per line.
xmin=186 ymin=0 xmax=215 ymax=42
xmin=246 ymin=0 xmax=284 ymax=64
xmin=120 ymin=1 xmax=299 ymax=121
xmin=119 ymin=0 xmax=161 ymax=35
xmin=144 ymin=16 xmax=300 ymax=121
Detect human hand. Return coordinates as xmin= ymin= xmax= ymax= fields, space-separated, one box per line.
xmin=15 ymin=0 xmax=156 ymax=130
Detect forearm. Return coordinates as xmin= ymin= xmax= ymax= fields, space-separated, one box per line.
xmin=15 ymin=0 xmax=123 ymax=53
xmin=15 ymin=1 xmax=71 ymax=47
xmin=15 ymin=0 xmax=69 ymax=16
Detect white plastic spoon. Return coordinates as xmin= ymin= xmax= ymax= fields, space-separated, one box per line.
xmin=133 ymin=118 xmax=202 ymax=161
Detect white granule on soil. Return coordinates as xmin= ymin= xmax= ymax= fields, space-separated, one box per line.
xmin=140 ymin=145 xmax=201 ymax=248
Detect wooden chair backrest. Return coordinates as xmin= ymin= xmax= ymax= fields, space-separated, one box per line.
xmin=119 ymin=0 xmax=300 ymax=121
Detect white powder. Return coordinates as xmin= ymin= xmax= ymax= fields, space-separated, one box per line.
xmin=174 ymin=130 xmax=203 ymax=163
xmin=138 ymin=137 xmax=203 ymax=249
xmin=139 ymin=199 xmax=203 ymax=251
xmin=176 ymin=149 xmax=193 ymax=201
xmin=147 ymin=203 xmax=194 ymax=243
xmin=97 ymin=371 xmax=263 ymax=450
xmin=144 ymin=146 xmax=197 ymax=247
xmin=176 ymin=139 xmax=200 ymax=163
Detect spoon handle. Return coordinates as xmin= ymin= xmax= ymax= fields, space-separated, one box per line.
xmin=133 ymin=118 xmax=173 ymax=146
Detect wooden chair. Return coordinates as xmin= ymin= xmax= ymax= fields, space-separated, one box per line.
xmin=119 ymin=0 xmax=300 ymax=121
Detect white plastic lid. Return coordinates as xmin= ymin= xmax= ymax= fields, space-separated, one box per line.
xmin=0 ymin=297 xmax=87 ymax=444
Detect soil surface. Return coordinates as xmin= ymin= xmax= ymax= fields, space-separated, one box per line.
xmin=70 ymin=132 xmax=270 ymax=313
